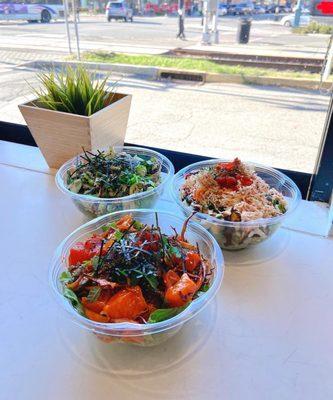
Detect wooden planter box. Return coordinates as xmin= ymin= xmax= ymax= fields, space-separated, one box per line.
xmin=19 ymin=93 xmax=132 ymax=169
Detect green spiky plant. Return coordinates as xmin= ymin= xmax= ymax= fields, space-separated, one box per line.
xmin=32 ymin=66 xmax=117 ymax=116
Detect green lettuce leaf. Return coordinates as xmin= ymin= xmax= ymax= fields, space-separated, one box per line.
xmin=59 ymin=271 xmax=73 ymax=283
xmin=148 ymin=305 xmax=188 ymax=323
xmin=63 ymin=287 xmax=85 ymax=316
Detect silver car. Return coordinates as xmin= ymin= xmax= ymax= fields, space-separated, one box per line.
xmin=106 ymin=1 xmax=133 ymax=22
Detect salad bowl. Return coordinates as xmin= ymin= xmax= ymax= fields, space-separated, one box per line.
xmin=50 ymin=209 xmax=224 ymax=346
xmin=171 ymin=159 xmax=301 ymax=250
xmin=56 ymin=146 xmax=174 ymax=218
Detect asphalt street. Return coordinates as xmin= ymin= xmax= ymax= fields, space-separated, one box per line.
xmin=0 ymin=15 xmax=331 ymax=60
xmin=1 ymin=65 xmax=329 ymax=173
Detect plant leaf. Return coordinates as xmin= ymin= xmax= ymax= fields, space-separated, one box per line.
xmin=31 ymin=66 xmax=116 ymax=116
xmin=59 ymin=271 xmax=73 ymax=283
xmin=63 ymin=287 xmax=85 ymax=316
xmin=147 ymin=305 xmax=188 ymax=323
xmin=144 ymin=274 xmax=159 ymax=290
xmin=87 ymin=286 xmax=101 ymax=302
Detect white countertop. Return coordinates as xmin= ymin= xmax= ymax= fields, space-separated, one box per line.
xmin=1 ymin=141 xmax=333 ymax=400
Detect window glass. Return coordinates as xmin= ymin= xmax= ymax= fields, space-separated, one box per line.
xmin=0 ymin=1 xmax=332 ymax=173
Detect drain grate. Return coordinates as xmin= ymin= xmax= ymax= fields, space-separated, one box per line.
xmin=160 ymin=71 xmax=204 ymax=82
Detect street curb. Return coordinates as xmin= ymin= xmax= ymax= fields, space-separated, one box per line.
xmin=21 ymin=60 xmax=160 ymax=79
xmin=21 ymin=60 xmax=331 ymax=90
xmin=205 ymin=72 xmax=332 ymax=90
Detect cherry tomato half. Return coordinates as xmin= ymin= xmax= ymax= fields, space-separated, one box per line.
xmin=216 ymin=175 xmax=238 ymax=189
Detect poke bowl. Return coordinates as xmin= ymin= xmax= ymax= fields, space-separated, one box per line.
xmin=55 ymin=146 xmax=174 ymax=218
xmin=49 ymin=209 xmax=224 ymax=346
xmin=171 ymin=158 xmax=301 ymax=251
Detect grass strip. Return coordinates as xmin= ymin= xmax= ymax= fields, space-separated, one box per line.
xmin=293 ymin=21 xmax=333 ymax=35
xmin=74 ymin=50 xmax=327 ymax=81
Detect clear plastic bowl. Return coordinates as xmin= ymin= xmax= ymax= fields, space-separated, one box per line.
xmin=171 ymin=159 xmax=301 ymax=251
xmin=55 ymin=146 xmax=175 ymax=218
xmin=49 ymin=209 xmax=224 ymax=346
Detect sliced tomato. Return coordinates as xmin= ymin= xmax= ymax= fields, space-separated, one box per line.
xmin=103 ymin=286 xmax=147 ymax=320
xmin=185 ymin=252 xmax=202 ymax=272
xmin=165 ymin=273 xmax=198 ymax=307
xmin=216 ymin=175 xmax=237 ymax=189
xmin=69 ymin=237 xmax=104 ymax=266
xmin=84 ymin=235 xmax=103 ymax=251
xmin=68 ymin=242 xmax=91 ymax=266
xmin=240 ymin=176 xmax=253 ymax=186
xmin=216 ymin=161 xmax=235 ymax=171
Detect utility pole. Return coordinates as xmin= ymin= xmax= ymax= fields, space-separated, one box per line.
xmin=202 ymin=0 xmax=219 ymax=45
xmin=177 ymin=0 xmax=185 ymax=39
xmin=294 ymin=0 xmax=304 ymax=28
xmin=63 ymin=0 xmax=72 ymax=54
xmin=212 ymin=0 xmax=219 ymax=44
xmin=322 ymin=34 xmax=333 ymax=82
xmin=202 ymin=0 xmax=211 ymax=44
xmin=72 ymin=0 xmax=81 ymax=60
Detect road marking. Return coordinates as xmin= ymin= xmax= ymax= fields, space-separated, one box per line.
xmin=16 ymin=33 xmax=66 ymax=38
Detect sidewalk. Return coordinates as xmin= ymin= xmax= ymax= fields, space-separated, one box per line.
xmin=0 ymin=48 xmax=65 ymax=67
xmin=1 ymin=66 xmax=328 ymax=173
xmin=184 ymin=43 xmax=327 ymax=60
xmin=0 ymin=41 xmax=327 ymax=62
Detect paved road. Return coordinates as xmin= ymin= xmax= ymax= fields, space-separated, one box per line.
xmin=0 ymin=15 xmax=329 ymax=173
xmin=1 ymin=65 xmax=329 ymax=173
xmin=0 ymin=15 xmax=331 ymax=64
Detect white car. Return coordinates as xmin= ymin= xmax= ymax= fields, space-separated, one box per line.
xmin=280 ymin=13 xmax=310 ymax=27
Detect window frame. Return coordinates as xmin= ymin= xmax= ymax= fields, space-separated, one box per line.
xmin=307 ymin=95 xmax=333 ymax=202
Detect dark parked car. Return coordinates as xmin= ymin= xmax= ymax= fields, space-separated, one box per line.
xmin=265 ymin=4 xmax=291 ymax=13
xmin=227 ymin=4 xmax=237 ymax=14
xmin=229 ymin=3 xmax=254 ymax=15
xmin=253 ymin=4 xmax=266 ymax=14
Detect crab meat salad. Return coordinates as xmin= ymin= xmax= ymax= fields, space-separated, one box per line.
xmin=180 ymin=158 xmax=287 ymax=222
xmin=60 ymin=214 xmax=212 ymax=325
xmin=66 ymin=148 xmax=161 ymax=198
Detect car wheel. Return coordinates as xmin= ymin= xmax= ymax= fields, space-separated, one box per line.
xmin=284 ymin=20 xmax=291 ymax=27
xmin=130 ymin=16 xmax=133 ymax=22
xmin=41 ymin=9 xmax=51 ymax=23
xmin=124 ymin=16 xmax=127 ymax=22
